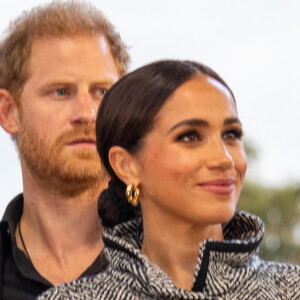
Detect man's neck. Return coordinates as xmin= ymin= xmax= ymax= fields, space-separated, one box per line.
xmin=17 ymin=165 xmax=107 ymax=285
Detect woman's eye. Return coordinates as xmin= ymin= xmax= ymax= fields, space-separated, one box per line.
xmin=223 ymin=129 xmax=243 ymax=140
xmin=177 ymin=131 xmax=200 ymax=143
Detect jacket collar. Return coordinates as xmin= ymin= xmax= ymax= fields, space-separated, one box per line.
xmin=2 ymin=194 xmax=24 ymax=245
xmin=103 ymin=211 xmax=264 ymax=299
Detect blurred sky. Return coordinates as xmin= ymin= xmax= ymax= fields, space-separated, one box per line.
xmin=0 ymin=0 xmax=300 ymax=216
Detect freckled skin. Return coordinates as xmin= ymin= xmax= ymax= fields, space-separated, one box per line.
xmin=17 ymin=35 xmax=119 ymax=191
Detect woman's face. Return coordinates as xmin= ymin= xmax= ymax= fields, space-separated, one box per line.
xmin=135 ymin=75 xmax=247 ymax=225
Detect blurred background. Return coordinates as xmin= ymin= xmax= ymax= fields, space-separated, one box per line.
xmin=0 ymin=0 xmax=299 ymax=263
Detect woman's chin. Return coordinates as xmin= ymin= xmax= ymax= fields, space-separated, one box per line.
xmin=203 ymin=206 xmax=236 ymax=226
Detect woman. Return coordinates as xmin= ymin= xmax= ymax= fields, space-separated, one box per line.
xmin=39 ymin=60 xmax=300 ymax=299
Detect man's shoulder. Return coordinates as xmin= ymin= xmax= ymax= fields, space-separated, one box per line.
xmin=0 ymin=193 xmax=23 ymax=255
xmin=2 ymin=193 xmax=23 ymax=222
xmin=0 ymin=218 xmax=8 ymax=252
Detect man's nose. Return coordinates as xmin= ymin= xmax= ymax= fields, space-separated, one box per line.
xmin=205 ymin=138 xmax=234 ymax=170
xmin=71 ymin=93 xmax=96 ymax=125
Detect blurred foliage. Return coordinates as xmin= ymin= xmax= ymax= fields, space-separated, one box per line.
xmin=238 ymin=183 xmax=300 ymax=264
xmin=237 ymin=141 xmax=300 ymax=264
xmin=243 ymin=141 xmax=258 ymax=162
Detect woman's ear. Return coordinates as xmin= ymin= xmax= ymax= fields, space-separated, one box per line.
xmin=0 ymin=89 xmax=19 ymax=134
xmin=109 ymin=146 xmax=140 ymax=187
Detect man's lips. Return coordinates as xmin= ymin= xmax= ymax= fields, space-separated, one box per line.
xmin=197 ymin=179 xmax=236 ymax=195
xmin=66 ymin=138 xmax=96 ymax=147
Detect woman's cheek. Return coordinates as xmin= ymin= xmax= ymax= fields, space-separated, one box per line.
xmin=232 ymin=146 xmax=248 ymax=182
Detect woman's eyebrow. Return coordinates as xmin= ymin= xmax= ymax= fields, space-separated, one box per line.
xmin=168 ymin=119 xmax=209 ymax=133
xmin=168 ymin=117 xmax=242 ymax=133
xmin=224 ymin=117 xmax=242 ymax=126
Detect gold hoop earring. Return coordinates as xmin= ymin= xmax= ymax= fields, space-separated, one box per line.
xmin=126 ymin=184 xmax=140 ymax=206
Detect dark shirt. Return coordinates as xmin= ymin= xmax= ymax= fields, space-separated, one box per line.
xmin=0 ymin=194 xmax=108 ymax=300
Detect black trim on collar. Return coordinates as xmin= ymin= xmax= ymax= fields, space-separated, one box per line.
xmin=192 ymin=235 xmax=263 ymax=292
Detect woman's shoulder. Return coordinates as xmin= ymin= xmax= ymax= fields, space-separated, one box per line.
xmin=254 ymin=257 xmax=300 ymax=294
xmin=37 ymin=272 xmax=108 ymax=299
xmin=37 ymin=269 xmax=146 ymax=300
xmin=257 ymin=258 xmax=300 ymax=276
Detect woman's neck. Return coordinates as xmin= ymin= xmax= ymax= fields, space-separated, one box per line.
xmin=141 ymin=208 xmax=224 ymax=290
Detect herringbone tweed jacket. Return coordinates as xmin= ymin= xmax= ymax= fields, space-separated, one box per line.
xmin=39 ymin=211 xmax=300 ymax=299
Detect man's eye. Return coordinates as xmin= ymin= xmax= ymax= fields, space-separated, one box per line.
xmin=96 ymin=88 xmax=108 ymax=96
xmin=55 ymin=89 xmax=68 ymax=96
xmin=177 ymin=131 xmax=200 ymax=143
xmin=223 ymin=129 xmax=243 ymax=140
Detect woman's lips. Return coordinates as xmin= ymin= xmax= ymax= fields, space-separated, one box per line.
xmin=197 ymin=179 xmax=235 ymax=195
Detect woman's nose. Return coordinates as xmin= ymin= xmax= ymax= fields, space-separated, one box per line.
xmin=205 ymin=138 xmax=234 ymax=170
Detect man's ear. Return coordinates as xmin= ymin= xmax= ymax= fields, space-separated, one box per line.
xmin=0 ymin=89 xmax=19 ymax=134
xmin=109 ymin=146 xmax=140 ymax=187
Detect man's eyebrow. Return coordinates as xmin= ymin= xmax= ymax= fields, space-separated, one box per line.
xmin=42 ymin=79 xmax=116 ymax=86
xmin=91 ymin=79 xmax=118 ymax=85
xmin=37 ymin=79 xmax=116 ymax=93
xmin=224 ymin=117 xmax=242 ymax=126
xmin=168 ymin=119 xmax=209 ymax=133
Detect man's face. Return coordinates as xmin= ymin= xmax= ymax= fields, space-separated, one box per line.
xmin=16 ymin=34 xmax=119 ymax=195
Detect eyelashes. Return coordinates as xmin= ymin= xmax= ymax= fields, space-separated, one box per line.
xmin=48 ymin=87 xmax=109 ymax=100
xmin=54 ymin=88 xmax=70 ymax=97
xmin=176 ymin=130 xmax=201 ymax=143
xmin=222 ymin=128 xmax=243 ymax=141
xmin=175 ymin=128 xmax=243 ymax=144
xmin=94 ymin=88 xmax=108 ymax=96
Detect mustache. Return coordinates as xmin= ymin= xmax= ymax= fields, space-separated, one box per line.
xmin=55 ymin=125 xmax=96 ymax=146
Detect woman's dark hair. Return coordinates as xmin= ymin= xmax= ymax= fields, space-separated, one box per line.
xmin=96 ymin=60 xmax=235 ymax=227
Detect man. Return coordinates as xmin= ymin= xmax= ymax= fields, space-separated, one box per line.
xmin=0 ymin=1 xmax=129 ymax=298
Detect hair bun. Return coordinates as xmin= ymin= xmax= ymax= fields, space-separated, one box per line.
xmin=98 ymin=180 xmax=139 ymax=228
